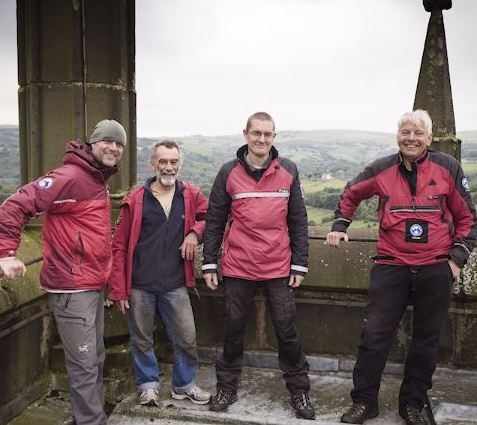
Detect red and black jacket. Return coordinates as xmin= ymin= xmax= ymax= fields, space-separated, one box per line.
xmin=332 ymin=150 xmax=477 ymax=268
xmin=202 ymin=145 xmax=309 ymax=281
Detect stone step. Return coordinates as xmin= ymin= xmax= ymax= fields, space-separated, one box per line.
xmin=108 ymin=363 xmax=477 ymax=425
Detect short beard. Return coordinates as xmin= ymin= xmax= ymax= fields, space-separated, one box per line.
xmin=158 ymin=174 xmax=176 ymax=187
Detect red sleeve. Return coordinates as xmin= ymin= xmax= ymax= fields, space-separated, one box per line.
xmin=0 ymin=171 xmax=68 ymax=257
xmin=108 ymin=201 xmax=133 ymax=300
xmin=189 ymin=188 xmax=209 ymax=242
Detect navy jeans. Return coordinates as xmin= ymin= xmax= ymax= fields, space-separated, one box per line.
xmin=351 ymin=263 xmax=453 ymax=409
xmin=216 ymin=277 xmax=310 ymax=395
xmin=126 ymin=286 xmax=199 ymax=392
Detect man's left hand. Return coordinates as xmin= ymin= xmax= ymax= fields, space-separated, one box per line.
xmin=448 ymin=259 xmax=461 ymax=281
xmin=289 ymin=274 xmax=304 ymax=288
xmin=180 ymin=231 xmax=199 ymax=261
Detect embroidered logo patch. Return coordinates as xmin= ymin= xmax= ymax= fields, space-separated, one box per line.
xmin=409 ymin=224 xmax=423 ymax=237
xmin=37 ymin=177 xmax=53 ymax=189
xmin=462 ymin=177 xmax=470 ymax=191
xmin=405 ymin=220 xmax=428 ymax=243
xmin=78 ymin=344 xmax=90 ymax=353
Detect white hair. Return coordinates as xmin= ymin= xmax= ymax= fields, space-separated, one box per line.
xmin=398 ymin=110 xmax=433 ymax=135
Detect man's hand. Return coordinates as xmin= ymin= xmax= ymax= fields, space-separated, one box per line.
xmin=325 ymin=231 xmax=349 ymax=247
xmin=0 ymin=257 xmax=26 ymax=278
xmin=180 ymin=232 xmax=199 ymax=261
xmin=204 ymin=272 xmax=219 ymax=290
xmin=448 ymin=259 xmax=461 ymax=281
xmin=115 ymin=299 xmax=130 ymax=315
xmin=289 ymin=274 xmax=304 ymax=288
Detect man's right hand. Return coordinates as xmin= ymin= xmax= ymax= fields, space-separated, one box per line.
xmin=204 ymin=272 xmax=219 ymax=290
xmin=325 ymin=231 xmax=349 ymax=247
xmin=0 ymin=257 xmax=26 ymax=278
xmin=115 ymin=299 xmax=130 ymax=315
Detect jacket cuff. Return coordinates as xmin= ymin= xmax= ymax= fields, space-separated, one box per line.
xmin=331 ymin=218 xmax=351 ymax=233
xmin=202 ymin=263 xmax=218 ymax=273
xmin=450 ymin=243 xmax=471 ymax=269
xmin=291 ymin=264 xmax=308 ymax=275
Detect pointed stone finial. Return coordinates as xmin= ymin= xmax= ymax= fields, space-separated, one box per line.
xmin=414 ymin=1 xmax=459 ymax=159
xmin=423 ymin=0 xmax=452 ymax=12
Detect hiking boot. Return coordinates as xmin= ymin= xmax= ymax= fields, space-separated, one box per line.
xmin=171 ymin=384 xmax=211 ymax=405
xmin=208 ymin=388 xmax=238 ymax=412
xmin=399 ymin=405 xmax=427 ymax=425
xmin=341 ymin=403 xmax=379 ymax=423
xmin=138 ymin=388 xmax=159 ymax=406
xmin=290 ymin=392 xmax=316 ymax=420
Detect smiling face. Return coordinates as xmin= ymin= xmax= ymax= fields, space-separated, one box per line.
xmin=150 ymin=145 xmax=181 ymax=188
xmin=397 ymin=121 xmax=432 ymax=165
xmin=91 ymin=140 xmax=124 ymax=167
xmin=243 ymin=119 xmax=276 ymax=163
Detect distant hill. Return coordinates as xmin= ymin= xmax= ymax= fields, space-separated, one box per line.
xmin=2 ymin=125 xmax=477 ymax=198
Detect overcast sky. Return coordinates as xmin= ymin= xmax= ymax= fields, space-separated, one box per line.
xmin=1 ymin=0 xmax=476 ymax=136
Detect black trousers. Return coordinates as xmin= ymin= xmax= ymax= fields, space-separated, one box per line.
xmin=216 ymin=277 xmax=310 ymax=395
xmin=351 ymin=263 xmax=453 ymax=409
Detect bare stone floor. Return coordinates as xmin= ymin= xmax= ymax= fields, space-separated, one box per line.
xmin=107 ymin=364 xmax=477 ymax=425
xmin=7 ymin=359 xmax=477 ymax=425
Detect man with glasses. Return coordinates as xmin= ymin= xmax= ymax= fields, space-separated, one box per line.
xmin=202 ymin=112 xmax=315 ymax=420
xmin=0 ymin=119 xmax=126 ymax=425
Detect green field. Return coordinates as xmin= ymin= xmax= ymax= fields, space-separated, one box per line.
xmin=301 ymin=178 xmax=346 ymax=193
xmin=462 ymin=161 xmax=477 ymax=176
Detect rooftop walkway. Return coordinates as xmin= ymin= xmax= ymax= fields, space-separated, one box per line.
xmin=9 ymin=351 xmax=477 ymax=425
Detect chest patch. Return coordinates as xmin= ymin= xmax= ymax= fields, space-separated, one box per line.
xmin=405 ymin=220 xmax=428 ymax=243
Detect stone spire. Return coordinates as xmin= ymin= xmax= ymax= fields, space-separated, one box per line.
xmin=414 ymin=0 xmax=460 ymax=159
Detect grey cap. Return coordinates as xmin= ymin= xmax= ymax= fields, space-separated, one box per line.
xmin=89 ymin=119 xmax=127 ymax=146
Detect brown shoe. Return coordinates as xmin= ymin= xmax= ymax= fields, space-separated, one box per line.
xmin=399 ymin=405 xmax=427 ymax=424
xmin=341 ymin=403 xmax=379 ymax=424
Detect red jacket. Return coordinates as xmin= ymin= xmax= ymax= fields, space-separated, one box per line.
xmin=202 ymin=145 xmax=309 ymax=280
xmin=0 ymin=141 xmax=117 ymax=291
xmin=332 ymin=150 xmax=477 ymax=267
xmin=108 ymin=180 xmax=208 ymax=301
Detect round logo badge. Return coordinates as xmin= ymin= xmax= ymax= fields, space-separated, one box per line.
xmin=37 ymin=177 xmax=54 ymax=189
xmin=462 ymin=177 xmax=470 ymax=191
xmin=409 ymin=224 xmax=423 ymax=237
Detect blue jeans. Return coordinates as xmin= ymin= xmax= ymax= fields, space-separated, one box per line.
xmin=126 ymin=286 xmax=199 ymax=392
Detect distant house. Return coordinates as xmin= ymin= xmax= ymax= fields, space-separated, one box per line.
xmin=321 ymin=173 xmax=333 ymax=180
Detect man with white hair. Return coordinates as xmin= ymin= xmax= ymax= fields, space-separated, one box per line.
xmin=109 ymin=140 xmax=210 ymax=407
xmin=326 ymin=110 xmax=477 ymax=424
xmin=0 ymin=119 xmax=127 ymax=425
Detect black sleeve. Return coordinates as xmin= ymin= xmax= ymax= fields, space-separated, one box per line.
xmin=287 ymin=165 xmax=309 ymax=274
xmin=202 ymin=165 xmax=232 ymax=273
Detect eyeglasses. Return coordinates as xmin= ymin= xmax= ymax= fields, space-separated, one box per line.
xmin=248 ymin=130 xmax=276 ymax=140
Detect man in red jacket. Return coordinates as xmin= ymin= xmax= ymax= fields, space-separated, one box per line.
xmin=0 ymin=119 xmax=126 ymax=425
xmin=109 ymin=140 xmax=210 ymax=407
xmin=202 ymin=112 xmax=315 ymax=420
xmin=326 ymin=110 xmax=477 ymax=425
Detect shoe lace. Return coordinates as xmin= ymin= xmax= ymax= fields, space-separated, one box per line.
xmin=347 ymin=404 xmax=367 ymax=417
xmin=292 ymin=393 xmax=312 ymax=409
xmin=404 ymin=406 xmax=425 ymax=423
xmin=141 ymin=388 xmax=158 ymax=400
xmin=216 ymin=389 xmax=234 ymax=403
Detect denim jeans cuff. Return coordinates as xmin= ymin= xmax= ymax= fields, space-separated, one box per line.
xmin=138 ymin=381 xmax=160 ymax=392
xmin=173 ymin=381 xmax=195 ymax=392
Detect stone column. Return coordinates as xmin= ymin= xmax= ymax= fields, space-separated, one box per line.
xmin=17 ymin=0 xmax=136 ymax=192
xmin=413 ymin=1 xmax=460 ymax=159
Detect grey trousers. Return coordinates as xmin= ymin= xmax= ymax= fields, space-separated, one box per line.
xmin=49 ymin=291 xmax=106 ymax=425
